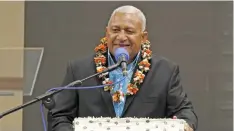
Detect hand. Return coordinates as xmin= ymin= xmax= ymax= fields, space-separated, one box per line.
xmin=173 ymin=116 xmax=193 ymax=131
xmin=184 ymin=122 xmax=193 ymax=131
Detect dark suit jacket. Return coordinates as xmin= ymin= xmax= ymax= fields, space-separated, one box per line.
xmin=49 ymin=54 xmax=198 ymax=131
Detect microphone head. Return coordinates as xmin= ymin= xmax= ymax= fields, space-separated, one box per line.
xmin=114 ymin=47 xmax=130 ymax=62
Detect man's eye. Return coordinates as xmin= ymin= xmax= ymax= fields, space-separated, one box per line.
xmin=112 ymin=29 xmax=119 ymax=32
xmin=126 ymin=30 xmax=134 ymax=34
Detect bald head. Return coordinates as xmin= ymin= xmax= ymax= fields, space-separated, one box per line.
xmin=108 ymin=5 xmax=146 ymax=31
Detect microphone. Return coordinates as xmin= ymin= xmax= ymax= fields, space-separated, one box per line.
xmin=114 ymin=47 xmax=129 ymax=76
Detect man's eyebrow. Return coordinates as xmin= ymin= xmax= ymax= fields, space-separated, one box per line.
xmin=111 ymin=25 xmax=119 ymax=28
xmin=110 ymin=24 xmax=136 ymax=29
xmin=110 ymin=24 xmax=120 ymax=27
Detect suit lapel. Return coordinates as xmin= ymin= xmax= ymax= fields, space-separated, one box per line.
xmin=122 ymin=94 xmax=136 ymax=116
xmin=99 ymin=87 xmax=116 ymax=117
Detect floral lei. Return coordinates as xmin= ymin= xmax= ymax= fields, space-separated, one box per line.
xmin=94 ymin=37 xmax=152 ymax=103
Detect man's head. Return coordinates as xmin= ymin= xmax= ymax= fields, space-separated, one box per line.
xmin=106 ymin=5 xmax=148 ymax=62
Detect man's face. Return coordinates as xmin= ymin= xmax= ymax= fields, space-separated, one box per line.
xmin=106 ymin=12 xmax=148 ymax=62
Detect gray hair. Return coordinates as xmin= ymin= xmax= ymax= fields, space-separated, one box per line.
xmin=107 ymin=5 xmax=146 ymax=31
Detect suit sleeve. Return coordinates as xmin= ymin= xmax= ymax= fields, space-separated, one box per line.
xmin=166 ymin=65 xmax=198 ymax=130
xmin=49 ymin=61 xmax=78 ymax=131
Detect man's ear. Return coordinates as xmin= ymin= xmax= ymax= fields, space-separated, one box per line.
xmin=105 ymin=26 xmax=108 ymax=38
xmin=142 ymin=31 xmax=148 ymax=42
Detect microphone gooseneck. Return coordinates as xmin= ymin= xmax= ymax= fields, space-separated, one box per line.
xmin=114 ymin=47 xmax=129 ymax=76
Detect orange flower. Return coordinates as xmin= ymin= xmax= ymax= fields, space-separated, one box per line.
xmin=127 ymin=84 xmax=139 ymax=95
xmin=134 ymin=70 xmax=145 ymax=84
xmin=103 ymin=79 xmax=113 ymax=91
xmin=112 ymin=91 xmax=123 ymax=103
xmin=112 ymin=94 xmax=119 ymax=102
xmin=100 ymin=37 xmax=107 ymax=44
xmin=104 ymin=85 xmax=113 ymax=91
xmin=106 ymin=80 xmax=113 ymax=85
xmin=134 ymin=70 xmax=145 ymax=80
xmin=131 ymin=87 xmax=139 ymax=94
xmin=96 ymin=66 xmax=106 ymax=73
xmin=94 ymin=55 xmax=106 ymax=65
xmin=145 ymin=49 xmax=152 ymax=55
xmin=139 ymin=59 xmax=151 ymax=68
xmin=94 ymin=44 xmax=107 ymax=53
xmin=141 ymin=49 xmax=152 ymax=57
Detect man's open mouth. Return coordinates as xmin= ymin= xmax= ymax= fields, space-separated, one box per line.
xmin=117 ymin=43 xmax=130 ymax=47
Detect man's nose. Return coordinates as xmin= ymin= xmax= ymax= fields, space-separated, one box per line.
xmin=116 ymin=30 xmax=127 ymax=42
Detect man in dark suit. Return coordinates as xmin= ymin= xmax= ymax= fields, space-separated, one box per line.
xmin=49 ymin=5 xmax=198 ymax=131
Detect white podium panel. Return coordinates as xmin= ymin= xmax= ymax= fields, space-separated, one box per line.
xmin=73 ymin=117 xmax=185 ymax=131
